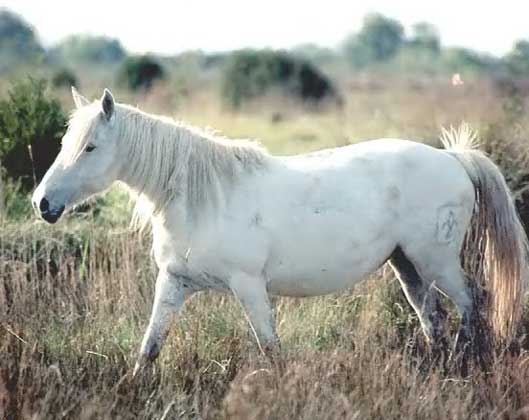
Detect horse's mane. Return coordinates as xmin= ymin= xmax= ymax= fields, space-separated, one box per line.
xmin=66 ymin=103 xmax=268 ymax=228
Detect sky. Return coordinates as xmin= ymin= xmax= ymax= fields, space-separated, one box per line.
xmin=2 ymin=0 xmax=528 ymax=57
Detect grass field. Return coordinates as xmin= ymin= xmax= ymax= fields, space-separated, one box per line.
xmin=3 ymin=81 xmax=529 ymax=419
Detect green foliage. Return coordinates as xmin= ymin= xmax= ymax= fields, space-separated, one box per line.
xmin=222 ymin=49 xmax=337 ymax=108
xmin=480 ymin=109 xmax=529 ymax=236
xmin=51 ymin=68 xmax=78 ymax=89
xmin=0 ymin=78 xmax=66 ymax=190
xmin=0 ymin=9 xmax=43 ymax=70
xmin=291 ymin=43 xmax=339 ymax=65
xmin=383 ymin=44 xmax=495 ymax=79
xmin=119 ymin=55 xmax=165 ymax=91
xmin=505 ymin=40 xmax=529 ymax=77
xmin=359 ymin=13 xmax=405 ymax=60
xmin=342 ymin=36 xmax=373 ymax=69
xmin=342 ymin=15 xmax=495 ymax=76
xmin=441 ymin=47 xmax=495 ymax=75
xmin=408 ymin=22 xmax=440 ymax=53
xmin=53 ymin=34 xmax=126 ymax=64
xmin=388 ymin=46 xmax=441 ymax=76
xmin=344 ymin=13 xmax=404 ymax=68
xmin=1 ymin=176 xmax=33 ymax=221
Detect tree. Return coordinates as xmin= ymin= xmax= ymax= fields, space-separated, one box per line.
xmin=53 ymin=35 xmax=126 ymax=64
xmin=0 ymin=9 xmax=43 ymax=69
xmin=119 ymin=55 xmax=165 ymax=91
xmin=409 ymin=22 xmax=440 ymax=53
xmin=342 ymin=35 xmax=372 ymax=69
xmin=343 ymin=13 xmax=404 ymax=68
xmin=505 ymin=40 xmax=529 ymax=77
xmin=383 ymin=22 xmax=441 ymax=76
xmin=360 ymin=13 xmax=404 ymax=60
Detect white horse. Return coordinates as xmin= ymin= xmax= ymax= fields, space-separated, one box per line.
xmin=33 ymin=88 xmax=527 ymax=374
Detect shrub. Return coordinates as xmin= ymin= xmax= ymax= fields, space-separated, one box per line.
xmin=222 ymin=49 xmax=338 ymax=108
xmin=480 ymin=121 xmax=529 ymax=236
xmin=505 ymin=40 xmax=529 ymax=77
xmin=454 ymin=87 xmax=529 ymax=236
xmin=119 ymin=55 xmax=165 ymax=91
xmin=440 ymin=47 xmax=496 ymax=76
xmin=51 ymin=68 xmax=78 ymax=89
xmin=0 ymin=176 xmax=33 ymax=221
xmin=53 ymin=35 xmax=126 ymax=64
xmin=0 ymin=78 xmax=66 ymax=190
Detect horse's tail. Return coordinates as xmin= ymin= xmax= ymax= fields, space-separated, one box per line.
xmin=440 ymin=124 xmax=528 ymax=342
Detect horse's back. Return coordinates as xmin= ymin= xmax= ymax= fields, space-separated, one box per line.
xmin=276 ymin=138 xmax=473 ymax=202
xmin=241 ymin=138 xmax=476 ymax=246
xmin=228 ymin=139 xmax=474 ymax=296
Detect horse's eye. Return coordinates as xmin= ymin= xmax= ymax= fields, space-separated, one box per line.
xmin=85 ymin=144 xmax=96 ymax=153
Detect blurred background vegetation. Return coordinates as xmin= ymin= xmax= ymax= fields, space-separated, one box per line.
xmin=2 ymin=8 xmax=529 ymax=225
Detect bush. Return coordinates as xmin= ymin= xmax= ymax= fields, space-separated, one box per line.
xmin=0 ymin=78 xmax=66 ymax=190
xmin=52 ymin=35 xmax=126 ymax=64
xmin=480 ymin=121 xmax=529 ymax=236
xmin=505 ymin=40 xmax=529 ymax=77
xmin=51 ymin=68 xmax=78 ymax=89
xmin=119 ymin=55 xmax=165 ymax=91
xmin=440 ymin=47 xmax=496 ymax=76
xmin=222 ymin=49 xmax=338 ymax=108
xmin=0 ymin=176 xmax=33 ymax=221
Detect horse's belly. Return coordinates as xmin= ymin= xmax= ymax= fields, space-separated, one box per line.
xmin=265 ymin=236 xmax=395 ymax=297
xmin=267 ymin=268 xmax=360 ymax=297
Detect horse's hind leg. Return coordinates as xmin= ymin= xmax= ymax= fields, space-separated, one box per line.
xmin=422 ymin=260 xmax=481 ymax=354
xmin=389 ymin=246 xmax=448 ymax=351
xmin=404 ymin=246 xmax=486 ymax=371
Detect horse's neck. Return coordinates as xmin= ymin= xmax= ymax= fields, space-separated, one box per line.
xmin=116 ymin=122 xmax=229 ymax=227
xmin=116 ymin=111 xmax=267 ymax=227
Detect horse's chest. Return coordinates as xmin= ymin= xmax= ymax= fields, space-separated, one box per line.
xmin=151 ymin=234 xmax=229 ymax=292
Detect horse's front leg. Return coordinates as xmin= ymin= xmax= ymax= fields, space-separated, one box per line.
xmin=229 ymin=272 xmax=279 ymax=355
xmin=133 ymin=270 xmax=193 ymax=376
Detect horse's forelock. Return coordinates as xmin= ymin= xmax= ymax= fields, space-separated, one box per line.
xmin=62 ymin=105 xmax=103 ymax=164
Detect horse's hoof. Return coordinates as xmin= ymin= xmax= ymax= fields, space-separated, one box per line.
xmin=133 ymin=342 xmax=161 ymax=378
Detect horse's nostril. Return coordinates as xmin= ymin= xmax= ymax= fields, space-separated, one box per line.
xmin=39 ymin=197 xmax=49 ymax=213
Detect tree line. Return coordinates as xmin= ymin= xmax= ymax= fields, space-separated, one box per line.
xmin=3 ymin=9 xmax=529 ymax=79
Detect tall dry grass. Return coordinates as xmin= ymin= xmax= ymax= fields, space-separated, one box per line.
xmin=3 ymin=79 xmax=529 ymax=418
xmin=2 ymin=216 xmax=529 ymax=418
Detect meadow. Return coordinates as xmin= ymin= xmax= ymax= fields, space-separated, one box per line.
xmin=3 ymin=77 xmax=529 ymax=420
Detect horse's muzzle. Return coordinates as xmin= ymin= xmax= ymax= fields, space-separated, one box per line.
xmin=34 ymin=196 xmax=65 ymax=224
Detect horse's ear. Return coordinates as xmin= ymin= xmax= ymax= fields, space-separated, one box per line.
xmin=72 ymin=86 xmax=90 ymax=109
xmin=101 ymin=88 xmax=115 ymax=121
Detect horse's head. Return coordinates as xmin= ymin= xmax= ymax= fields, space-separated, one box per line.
xmin=32 ymin=88 xmax=121 ymax=223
